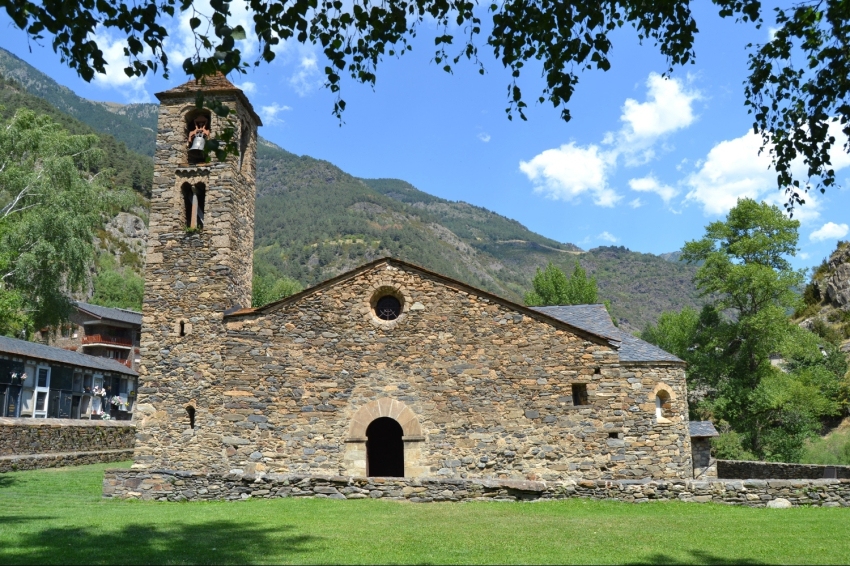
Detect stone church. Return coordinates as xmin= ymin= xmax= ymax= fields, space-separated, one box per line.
xmin=131 ymin=75 xmax=692 ymax=487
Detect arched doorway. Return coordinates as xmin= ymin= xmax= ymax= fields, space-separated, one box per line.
xmin=366 ymin=417 xmax=404 ymax=477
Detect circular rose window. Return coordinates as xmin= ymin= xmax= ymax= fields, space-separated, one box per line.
xmin=374 ymin=295 xmax=402 ymax=320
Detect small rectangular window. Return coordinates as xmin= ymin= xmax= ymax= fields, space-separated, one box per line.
xmin=572 ymin=383 xmax=589 ymax=406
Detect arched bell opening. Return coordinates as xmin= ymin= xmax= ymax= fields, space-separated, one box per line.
xmin=366 ymin=417 xmax=404 ymax=477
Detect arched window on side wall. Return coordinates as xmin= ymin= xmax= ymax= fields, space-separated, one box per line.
xmin=655 ymin=390 xmax=672 ymax=422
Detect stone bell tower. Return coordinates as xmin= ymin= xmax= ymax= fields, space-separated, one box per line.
xmin=133 ymin=75 xmax=262 ymax=472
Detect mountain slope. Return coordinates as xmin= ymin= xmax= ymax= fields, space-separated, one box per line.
xmin=0 ymin=47 xmax=703 ymax=330
xmin=0 ymin=49 xmax=156 ymax=156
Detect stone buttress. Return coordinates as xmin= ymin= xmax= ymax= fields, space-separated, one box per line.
xmin=132 ymin=75 xmax=262 ymax=473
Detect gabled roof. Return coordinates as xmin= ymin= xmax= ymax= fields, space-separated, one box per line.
xmin=689 ymin=421 xmax=720 ymax=438
xmin=226 ymin=257 xmax=622 ymax=347
xmin=156 ymin=72 xmax=262 ymax=126
xmin=532 ymin=304 xmax=684 ymax=364
xmin=75 ymin=302 xmax=142 ymax=327
xmin=0 ymin=335 xmax=138 ymax=376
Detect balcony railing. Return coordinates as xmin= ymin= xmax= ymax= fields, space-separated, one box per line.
xmin=81 ymin=334 xmax=133 ymax=347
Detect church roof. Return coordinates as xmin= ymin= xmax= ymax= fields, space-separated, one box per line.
xmin=156 ymin=72 xmax=262 ymax=126
xmin=226 ymin=257 xmax=623 ymax=347
xmin=531 ymin=305 xmax=685 ymax=364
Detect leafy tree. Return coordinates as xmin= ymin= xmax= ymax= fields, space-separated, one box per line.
xmin=252 ymin=272 xmax=303 ymax=308
xmin=0 ymin=109 xmax=129 ymax=337
xmin=91 ymin=261 xmax=145 ymax=311
xmin=2 ymin=0 xmax=847 ymax=202
xmin=525 ymin=261 xmax=598 ymax=306
xmin=643 ymin=198 xmax=847 ymax=461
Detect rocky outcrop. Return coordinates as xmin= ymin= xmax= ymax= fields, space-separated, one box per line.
xmin=824 ymin=243 xmax=850 ymax=310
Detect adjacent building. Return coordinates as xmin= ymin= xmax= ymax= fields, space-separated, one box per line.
xmin=0 ymin=335 xmax=138 ymax=420
xmin=46 ymin=302 xmax=142 ymax=371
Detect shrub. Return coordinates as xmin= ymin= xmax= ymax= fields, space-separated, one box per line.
xmin=799 ymin=428 xmax=850 ymax=465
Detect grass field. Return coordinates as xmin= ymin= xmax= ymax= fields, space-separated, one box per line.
xmin=1 ymin=462 xmax=848 ymax=564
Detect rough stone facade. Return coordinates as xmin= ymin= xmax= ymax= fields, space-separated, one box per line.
xmin=0 ymin=417 xmax=134 ymax=471
xmin=718 ymin=459 xmax=850 ymax=480
xmin=135 ymin=76 xmax=261 ymax=472
xmin=103 ymin=469 xmax=850 ymax=507
xmin=134 ymin=259 xmax=692 ymax=481
xmin=692 ymin=438 xmax=715 ymax=478
xmin=128 ymin=76 xmax=693 ymax=497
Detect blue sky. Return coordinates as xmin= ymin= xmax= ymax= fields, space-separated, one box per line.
xmin=1 ymin=2 xmax=848 ymax=272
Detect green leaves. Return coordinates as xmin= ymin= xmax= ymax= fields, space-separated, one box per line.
xmin=0 ymin=109 xmax=131 ymax=337
xmin=524 ymin=261 xmax=599 ymax=307
xmin=645 ymin=198 xmax=845 ymax=462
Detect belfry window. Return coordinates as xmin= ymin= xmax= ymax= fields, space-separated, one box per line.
xmin=182 ymin=183 xmax=205 ymax=229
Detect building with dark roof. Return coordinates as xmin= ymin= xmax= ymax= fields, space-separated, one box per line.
xmin=46 ymin=301 xmax=142 ymax=371
xmin=0 ymin=334 xmax=137 ymax=420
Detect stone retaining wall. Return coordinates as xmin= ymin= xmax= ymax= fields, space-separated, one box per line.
xmin=0 ymin=417 xmax=135 ymax=472
xmin=718 ymin=459 xmax=850 ymax=480
xmin=103 ymin=469 xmax=850 ymax=507
xmin=1 ymin=449 xmax=134 ymax=472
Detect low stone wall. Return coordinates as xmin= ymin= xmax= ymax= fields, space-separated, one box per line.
xmin=0 ymin=417 xmax=135 ymax=456
xmin=718 ymin=459 xmax=850 ymax=480
xmin=103 ymin=470 xmax=850 ymax=507
xmin=0 ymin=417 xmax=135 ymax=472
xmin=1 ymin=449 xmax=134 ymax=472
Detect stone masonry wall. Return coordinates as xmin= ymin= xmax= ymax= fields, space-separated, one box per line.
xmin=134 ymin=86 xmax=259 ymax=473
xmin=103 ymin=469 xmax=850 ymax=507
xmin=718 ymin=459 xmax=850 ymax=480
xmin=0 ymin=417 xmax=135 ymax=472
xmin=133 ymin=261 xmax=692 ymax=481
xmin=0 ymin=417 xmax=135 ymax=455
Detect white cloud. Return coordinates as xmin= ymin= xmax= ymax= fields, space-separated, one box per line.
xmin=607 ymin=73 xmax=701 ymax=166
xmin=477 ymin=132 xmax=491 ymax=143
xmin=629 ymin=198 xmax=643 ymax=208
xmin=628 ymin=175 xmax=679 ymax=203
xmin=598 ymin=231 xmax=619 ymax=243
xmin=799 ymin=252 xmax=810 ymax=260
xmin=519 ymin=143 xmax=620 ymax=207
xmin=684 ymin=131 xmax=778 ymax=216
xmin=685 ymin=123 xmax=850 ymax=218
xmin=238 ymin=81 xmax=256 ymax=94
xmin=289 ymin=50 xmax=323 ymax=96
xmin=261 ymin=103 xmax=292 ymax=125
xmin=621 ymin=73 xmax=699 ymax=140
xmin=810 ymin=222 xmax=849 ymax=242
xmin=90 ymin=29 xmax=151 ymax=102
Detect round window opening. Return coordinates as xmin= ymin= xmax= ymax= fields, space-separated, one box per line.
xmin=374 ymin=295 xmax=402 ymax=321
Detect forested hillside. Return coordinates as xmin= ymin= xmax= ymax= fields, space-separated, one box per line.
xmin=0 ymin=47 xmax=702 ymax=330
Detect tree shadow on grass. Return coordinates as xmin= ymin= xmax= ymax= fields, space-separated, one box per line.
xmin=629 ymin=550 xmax=765 ymax=565
xmin=0 ymin=474 xmax=19 ymax=488
xmin=0 ymin=520 xmax=321 ymax=565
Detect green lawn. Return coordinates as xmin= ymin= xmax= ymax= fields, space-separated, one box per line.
xmin=0 ymin=463 xmax=848 ymax=564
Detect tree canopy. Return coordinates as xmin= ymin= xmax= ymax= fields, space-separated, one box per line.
xmin=642 ymin=198 xmax=849 ymax=461
xmin=2 ymin=0 xmax=848 ymax=206
xmin=524 ymin=261 xmax=598 ymax=307
xmin=0 ymin=109 xmax=130 ymax=337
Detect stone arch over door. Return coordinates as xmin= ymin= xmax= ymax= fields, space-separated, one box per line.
xmin=343 ymin=398 xmax=425 ymax=477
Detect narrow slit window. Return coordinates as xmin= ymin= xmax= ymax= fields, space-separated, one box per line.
xmin=186 ymin=405 xmax=196 ymax=429
xmin=179 ymin=321 xmax=186 ymax=337
xmin=572 ymin=383 xmax=589 ymax=406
